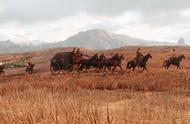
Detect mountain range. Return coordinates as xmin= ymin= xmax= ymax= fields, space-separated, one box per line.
xmin=0 ymin=29 xmax=178 ymax=53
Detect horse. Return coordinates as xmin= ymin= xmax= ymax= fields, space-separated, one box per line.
xmin=79 ymin=53 xmax=99 ymax=71
xmin=127 ymin=53 xmax=152 ymax=72
xmin=115 ymin=54 xmax=125 ymax=71
xmin=163 ymin=54 xmax=185 ymax=69
xmin=97 ymin=54 xmax=107 ymax=71
xmin=99 ymin=54 xmax=106 ymax=60
xmin=98 ymin=54 xmax=120 ymax=72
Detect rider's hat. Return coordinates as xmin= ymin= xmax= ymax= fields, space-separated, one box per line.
xmin=137 ymin=48 xmax=141 ymax=50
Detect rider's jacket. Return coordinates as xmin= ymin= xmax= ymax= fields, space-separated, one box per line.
xmin=136 ymin=50 xmax=143 ymax=59
xmin=171 ymin=52 xmax=176 ymax=58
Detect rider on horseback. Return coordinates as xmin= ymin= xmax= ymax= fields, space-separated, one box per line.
xmin=136 ymin=48 xmax=144 ymax=65
xmin=172 ymin=48 xmax=176 ymax=57
xmin=169 ymin=48 xmax=176 ymax=61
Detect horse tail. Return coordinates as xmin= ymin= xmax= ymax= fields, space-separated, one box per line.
xmin=163 ymin=60 xmax=167 ymax=67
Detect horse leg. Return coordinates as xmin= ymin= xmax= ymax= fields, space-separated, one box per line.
xmin=112 ymin=66 xmax=114 ymax=72
xmin=128 ymin=67 xmax=131 ymax=71
xmin=132 ymin=66 xmax=136 ymax=72
xmin=84 ymin=66 xmax=88 ymax=73
xmin=97 ymin=66 xmax=101 ymax=73
xmin=118 ymin=65 xmax=123 ymax=71
xmin=102 ymin=65 xmax=105 ymax=72
xmin=126 ymin=64 xmax=132 ymax=72
xmin=166 ymin=64 xmax=170 ymax=69
xmin=144 ymin=66 xmax=149 ymax=72
xmin=26 ymin=67 xmax=29 ymax=73
xmin=177 ymin=64 xmax=181 ymax=69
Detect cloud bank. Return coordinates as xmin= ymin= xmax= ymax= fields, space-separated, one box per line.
xmin=0 ymin=0 xmax=190 ymax=43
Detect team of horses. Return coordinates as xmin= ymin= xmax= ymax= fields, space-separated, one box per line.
xmin=76 ymin=53 xmax=186 ymax=73
xmin=79 ymin=53 xmax=125 ymax=72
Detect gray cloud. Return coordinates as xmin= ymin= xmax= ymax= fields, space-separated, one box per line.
xmin=0 ymin=0 xmax=190 ymax=24
xmin=1 ymin=0 xmax=190 ymax=42
xmin=0 ymin=0 xmax=88 ymax=23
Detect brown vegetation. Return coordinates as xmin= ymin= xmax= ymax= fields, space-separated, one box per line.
xmin=0 ymin=46 xmax=190 ymax=123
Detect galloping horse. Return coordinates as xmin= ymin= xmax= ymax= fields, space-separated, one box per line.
xmin=98 ymin=54 xmax=121 ymax=72
xmin=79 ymin=53 xmax=99 ymax=71
xmin=99 ymin=54 xmax=106 ymax=60
xmin=127 ymin=53 xmax=152 ymax=72
xmin=163 ymin=55 xmax=185 ymax=69
xmin=97 ymin=54 xmax=107 ymax=71
xmin=115 ymin=55 xmax=125 ymax=71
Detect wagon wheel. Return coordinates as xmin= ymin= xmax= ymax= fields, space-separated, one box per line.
xmin=50 ymin=62 xmax=61 ymax=75
xmin=67 ymin=65 xmax=74 ymax=73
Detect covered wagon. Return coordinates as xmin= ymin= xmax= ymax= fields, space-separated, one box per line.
xmin=50 ymin=52 xmax=77 ymax=74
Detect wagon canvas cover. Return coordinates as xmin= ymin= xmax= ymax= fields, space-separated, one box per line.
xmin=51 ymin=52 xmax=74 ymax=70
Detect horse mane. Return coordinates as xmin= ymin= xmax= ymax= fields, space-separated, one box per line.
xmin=144 ymin=53 xmax=151 ymax=57
xmin=179 ymin=54 xmax=185 ymax=57
xmin=110 ymin=54 xmax=119 ymax=60
xmin=176 ymin=54 xmax=185 ymax=60
xmin=99 ymin=54 xmax=106 ymax=59
xmin=142 ymin=53 xmax=152 ymax=62
xmin=89 ymin=53 xmax=98 ymax=60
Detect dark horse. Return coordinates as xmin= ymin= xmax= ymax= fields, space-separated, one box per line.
xmin=98 ymin=54 xmax=121 ymax=72
xmin=127 ymin=53 xmax=152 ymax=72
xmin=163 ymin=55 xmax=185 ymax=69
xmin=115 ymin=54 xmax=125 ymax=71
xmin=97 ymin=54 xmax=107 ymax=71
xmin=79 ymin=53 xmax=99 ymax=71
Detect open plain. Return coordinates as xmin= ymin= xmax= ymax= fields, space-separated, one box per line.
xmin=0 ymin=46 xmax=190 ymax=124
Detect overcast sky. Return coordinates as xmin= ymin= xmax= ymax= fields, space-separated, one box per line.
xmin=0 ymin=0 xmax=190 ymax=44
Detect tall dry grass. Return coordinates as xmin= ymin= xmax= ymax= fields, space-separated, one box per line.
xmin=0 ymin=69 xmax=190 ymax=123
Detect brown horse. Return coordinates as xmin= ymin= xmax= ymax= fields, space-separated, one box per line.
xmin=79 ymin=53 xmax=99 ymax=71
xmin=97 ymin=54 xmax=107 ymax=71
xmin=98 ymin=54 xmax=121 ymax=72
xmin=115 ymin=54 xmax=125 ymax=71
xmin=163 ymin=55 xmax=185 ymax=69
xmin=127 ymin=53 xmax=152 ymax=72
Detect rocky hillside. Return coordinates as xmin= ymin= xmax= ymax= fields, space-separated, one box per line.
xmin=0 ymin=29 xmax=176 ymax=53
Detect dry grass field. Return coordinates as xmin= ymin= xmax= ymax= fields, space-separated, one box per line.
xmin=0 ymin=46 xmax=190 ymax=124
